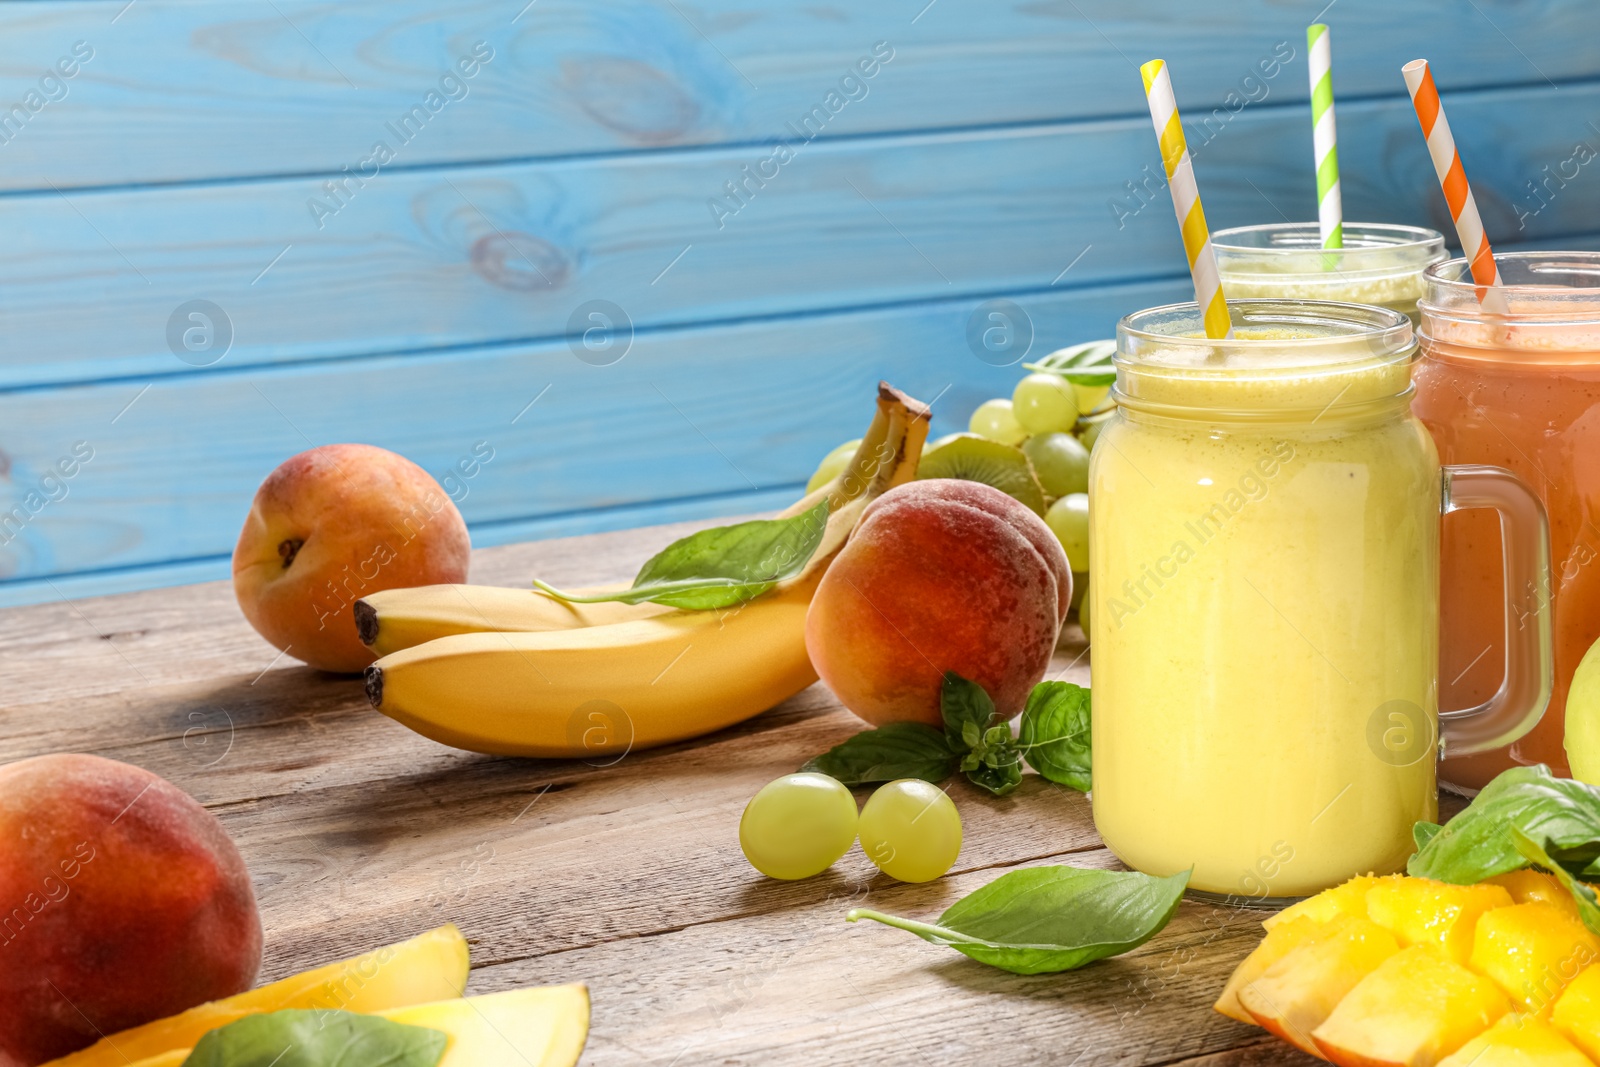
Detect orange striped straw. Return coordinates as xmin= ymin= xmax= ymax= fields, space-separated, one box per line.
xmin=1402 ymin=59 xmax=1508 ymax=313
xmin=1140 ymin=59 xmax=1232 ymax=339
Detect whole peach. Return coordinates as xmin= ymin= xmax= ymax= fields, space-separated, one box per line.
xmin=805 ymin=479 xmax=1070 ymax=729
xmin=233 ymin=444 xmax=471 ymax=673
xmin=0 ymin=754 xmax=262 ymax=1064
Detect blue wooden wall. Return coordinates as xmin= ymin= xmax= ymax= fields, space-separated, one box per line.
xmin=0 ymin=0 xmax=1596 ymax=605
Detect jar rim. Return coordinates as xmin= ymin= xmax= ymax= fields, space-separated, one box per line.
xmin=1213 ymin=221 xmax=1445 ymax=257
xmin=1118 ymin=299 xmax=1414 ymax=355
xmin=1423 ymin=250 xmax=1600 ymax=299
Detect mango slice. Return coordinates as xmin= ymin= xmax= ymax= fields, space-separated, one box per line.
xmin=41 ymin=925 xmax=469 ymax=1067
xmin=1470 ymin=903 xmax=1600 ymax=1015
xmin=1239 ymin=916 xmax=1401 ymax=1057
xmin=1263 ymin=874 xmax=1397 ymax=932
xmin=1553 ymin=963 xmax=1600 ymax=1059
xmin=1437 ymin=1014 xmax=1593 ymax=1067
xmin=120 ymin=987 xmax=591 ymax=1067
xmin=1365 ymin=878 xmax=1513 ymax=965
xmin=1214 ymin=915 xmax=1330 ymax=1024
xmin=1312 ymin=945 xmax=1511 ymax=1067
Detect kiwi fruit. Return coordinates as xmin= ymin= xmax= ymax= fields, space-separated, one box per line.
xmin=917 ymin=433 xmax=1048 ymax=516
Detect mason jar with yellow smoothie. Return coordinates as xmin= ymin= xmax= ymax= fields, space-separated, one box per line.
xmin=1089 ymin=299 xmax=1553 ymax=901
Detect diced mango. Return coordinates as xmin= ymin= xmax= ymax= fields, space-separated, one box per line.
xmin=1239 ymin=916 xmax=1401 ymax=1057
xmin=1216 ymin=915 xmax=1331 ymax=1023
xmin=1312 ymin=945 xmax=1511 ymax=1067
xmin=1486 ymin=870 xmax=1583 ymax=920
xmin=1366 ymin=878 xmax=1514 ymax=965
xmin=1265 ymin=874 xmax=1399 ymax=932
xmin=1436 ymin=1014 xmax=1593 ymax=1067
xmin=41 ymin=925 xmax=470 ymax=1067
xmin=122 ymin=986 xmax=591 ymax=1067
xmin=1552 ymin=963 xmax=1600 ymax=1060
xmin=1469 ymin=902 xmax=1600 ymax=1015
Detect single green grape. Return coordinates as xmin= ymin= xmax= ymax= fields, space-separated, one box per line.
xmin=1012 ymin=373 xmax=1079 ymax=435
xmin=739 ymin=772 xmax=858 ymax=880
xmin=968 ymin=398 xmax=1026 ymax=446
xmin=858 ymin=779 xmax=962 ymax=883
xmin=1021 ymin=432 xmax=1090 ymax=498
xmin=1073 ymin=382 xmax=1112 ymax=415
xmin=1079 ymin=415 xmax=1110 ymax=453
xmin=1046 ymin=492 xmax=1090 ymax=571
xmin=805 ymin=438 xmax=861 ymax=493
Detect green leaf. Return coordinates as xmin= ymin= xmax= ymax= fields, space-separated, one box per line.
xmin=1408 ymin=765 xmax=1600 ymax=883
xmin=847 ymin=865 xmax=1189 ymax=974
xmin=801 ymin=723 xmax=957 ymax=786
xmin=1021 ymin=339 xmax=1118 ymax=387
xmin=1510 ymin=827 xmax=1600 ymax=938
xmin=182 ymin=1009 xmax=446 ymax=1067
xmin=941 ymin=672 xmax=996 ymax=748
xmin=1412 ymin=821 xmax=1443 ymax=853
xmin=1018 ymin=682 xmax=1091 ymax=791
xmin=534 ymin=500 xmax=830 ymax=610
xmin=966 ymin=754 xmax=1023 ymax=796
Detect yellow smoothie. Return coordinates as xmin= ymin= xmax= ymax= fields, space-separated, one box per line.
xmin=1090 ymin=310 xmax=1439 ymax=899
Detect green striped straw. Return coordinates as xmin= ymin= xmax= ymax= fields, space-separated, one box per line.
xmin=1307 ymin=23 xmax=1343 ymax=249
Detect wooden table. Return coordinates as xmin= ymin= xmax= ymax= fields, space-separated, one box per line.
xmin=0 ymin=517 xmax=1317 ymax=1066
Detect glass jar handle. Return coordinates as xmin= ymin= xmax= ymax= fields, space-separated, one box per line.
xmin=1439 ymin=464 xmax=1554 ymax=757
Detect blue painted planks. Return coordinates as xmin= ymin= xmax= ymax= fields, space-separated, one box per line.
xmin=0 ymin=1 xmax=1586 ymax=191
xmin=1 ymin=82 xmax=1599 ymax=388
xmin=0 ymin=276 xmax=1191 ymax=592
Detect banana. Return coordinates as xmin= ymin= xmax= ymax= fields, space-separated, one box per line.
xmin=354 ymin=583 xmax=670 ymax=658
xmin=365 ymin=383 xmax=929 ymax=757
xmin=356 ymin=382 xmax=928 ymax=655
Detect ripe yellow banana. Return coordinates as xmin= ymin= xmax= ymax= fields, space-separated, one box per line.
xmin=365 ymin=383 xmax=929 ymax=757
xmin=356 ymin=382 xmax=928 ymax=656
xmin=354 ymin=583 xmax=670 ymax=658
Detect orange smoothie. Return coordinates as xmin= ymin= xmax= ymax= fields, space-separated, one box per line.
xmin=1415 ymin=253 xmax=1600 ymax=787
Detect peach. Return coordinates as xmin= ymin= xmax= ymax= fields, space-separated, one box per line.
xmin=805 ymin=479 xmax=1070 ymax=728
xmin=233 ymin=444 xmax=471 ymax=672
xmin=0 ymin=754 xmax=261 ymax=1065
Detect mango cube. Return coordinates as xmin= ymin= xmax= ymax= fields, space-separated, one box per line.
xmin=1311 ymin=945 xmax=1511 ymax=1067
xmin=1552 ymin=963 xmax=1600 ymax=1060
xmin=1469 ymin=902 xmax=1600 ymax=1015
xmin=1486 ymin=870 xmax=1583 ymax=920
xmin=1215 ymin=915 xmax=1330 ymax=1023
xmin=1239 ymin=915 xmax=1401 ymax=1057
xmin=1436 ymin=1014 xmax=1593 ymax=1067
xmin=1265 ymin=874 xmax=1398 ymax=932
xmin=1365 ymin=878 xmax=1513 ymax=965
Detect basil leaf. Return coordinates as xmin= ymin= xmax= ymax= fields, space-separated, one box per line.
xmin=941 ymin=672 xmax=996 ymax=747
xmin=1021 ymin=340 xmax=1117 ymax=387
xmin=534 ymin=500 xmax=829 ymax=610
xmin=1408 ymin=765 xmax=1600 ymax=883
xmin=1018 ymin=682 xmax=1091 ymax=791
xmin=848 ymin=865 xmax=1189 ymax=975
xmin=1413 ymin=821 xmax=1443 ymax=853
xmin=802 ymin=723 xmax=956 ymax=786
xmin=1511 ymin=827 xmax=1600 ymax=937
xmin=966 ymin=754 xmax=1023 ymax=797
xmin=182 ymin=1009 xmax=446 ymax=1067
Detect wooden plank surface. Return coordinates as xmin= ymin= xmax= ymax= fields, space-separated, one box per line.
xmin=0 ymin=517 xmax=1314 ymax=1065
xmin=0 ymin=0 xmax=1586 ymax=192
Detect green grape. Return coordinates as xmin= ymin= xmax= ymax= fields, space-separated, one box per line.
xmin=858 ymin=779 xmax=962 ymax=883
xmin=968 ymin=398 xmax=1026 ymax=446
xmin=740 ymin=772 xmax=858 ymax=880
xmin=1079 ymin=414 xmax=1111 ymax=453
xmin=1021 ymin=432 xmax=1090 ymax=498
xmin=1046 ymin=492 xmax=1090 ymax=571
xmin=1073 ymin=382 xmax=1112 ymax=415
xmin=1012 ymin=373 xmax=1079 ymax=435
xmin=805 ymin=438 xmax=861 ymax=493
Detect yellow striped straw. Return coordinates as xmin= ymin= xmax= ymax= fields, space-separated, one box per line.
xmin=1140 ymin=58 xmax=1232 ymax=339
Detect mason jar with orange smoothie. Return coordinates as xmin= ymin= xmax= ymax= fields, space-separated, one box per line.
xmin=1414 ymin=251 xmax=1600 ymax=788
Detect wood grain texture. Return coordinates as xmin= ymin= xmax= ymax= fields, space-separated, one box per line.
xmin=0 ymin=519 xmax=1310 ymax=1066
xmin=0 ymin=0 xmax=1587 ymax=192
xmin=0 ymin=278 xmax=1190 ymax=594
xmin=2 ymin=85 xmax=1599 ymax=388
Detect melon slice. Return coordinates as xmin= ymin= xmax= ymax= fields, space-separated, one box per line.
xmin=1365 ymin=878 xmax=1513 ymax=965
xmin=1238 ymin=916 xmax=1401 ymax=1057
xmin=1311 ymin=945 xmax=1511 ymax=1067
xmin=41 ymin=925 xmax=470 ymax=1067
xmin=1436 ymin=1014 xmax=1593 ymax=1067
